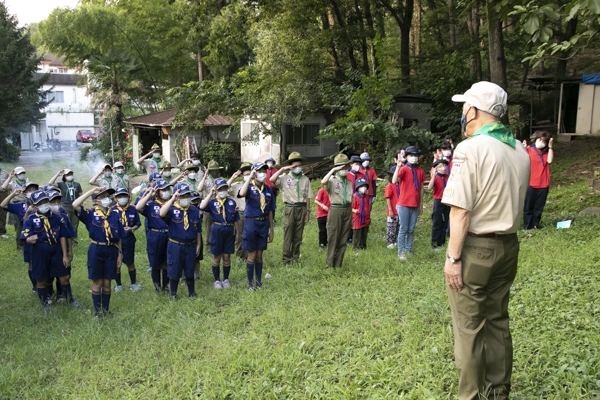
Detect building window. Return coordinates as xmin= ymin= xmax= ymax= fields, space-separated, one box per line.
xmin=285 ymin=124 xmax=320 ymax=145
xmin=58 ymin=68 xmax=68 ymax=73
xmin=48 ymin=91 xmax=64 ymax=104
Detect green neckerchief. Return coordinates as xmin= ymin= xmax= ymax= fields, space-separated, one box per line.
xmin=290 ymin=171 xmax=302 ymax=201
xmin=334 ymin=173 xmax=348 ymax=205
xmin=115 ymin=173 xmax=127 ymax=187
xmin=150 ymin=157 xmax=162 ymax=169
xmin=185 ymin=178 xmax=197 ymax=191
xmin=472 ymin=122 xmax=516 ymax=148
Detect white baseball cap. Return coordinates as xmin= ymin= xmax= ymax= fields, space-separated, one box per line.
xmin=113 ymin=161 xmax=124 ymax=168
xmin=14 ymin=166 xmax=26 ymax=174
xmin=63 ymin=168 xmax=73 ymax=175
xmin=452 ymin=81 xmax=507 ymax=117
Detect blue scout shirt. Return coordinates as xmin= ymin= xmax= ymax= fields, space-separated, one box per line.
xmin=239 ymin=181 xmax=276 ymax=218
xmin=20 ymin=211 xmax=69 ymax=244
xmin=77 ymin=206 xmax=126 ymax=243
xmin=201 ymin=197 xmax=240 ymax=224
xmin=58 ymin=207 xmax=76 ymax=238
xmin=112 ymin=204 xmax=141 ymax=229
xmin=6 ymin=201 xmax=31 ymax=223
xmin=141 ymin=200 xmax=169 ymax=231
xmin=162 ymin=204 xmax=201 ymax=243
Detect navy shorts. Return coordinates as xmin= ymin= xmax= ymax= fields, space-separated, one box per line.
xmin=121 ymin=234 xmax=136 ymax=266
xmin=30 ymin=242 xmax=69 ymax=280
xmin=147 ymin=230 xmax=168 ymax=269
xmin=196 ymin=236 xmax=204 ymax=261
xmin=209 ymin=224 xmax=235 ymax=255
xmin=166 ymin=241 xmax=197 ymax=280
xmin=87 ymin=243 xmax=119 ymax=280
xmin=242 ymin=218 xmax=270 ymax=252
xmin=24 ymin=242 xmax=32 ymax=264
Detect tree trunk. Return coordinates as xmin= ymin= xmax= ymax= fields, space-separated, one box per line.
xmin=400 ymin=0 xmax=414 ymax=92
xmin=363 ymin=0 xmax=379 ymax=74
xmin=448 ymin=0 xmax=456 ymax=47
xmin=197 ymin=46 xmax=204 ymax=82
xmin=555 ymin=17 xmax=578 ymax=79
xmin=321 ymin=14 xmax=344 ymax=82
xmin=354 ymin=0 xmax=370 ymax=74
xmin=425 ymin=0 xmax=445 ymax=48
xmin=411 ymin=0 xmax=421 ymax=57
xmin=115 ymin=104 xmax=125 ymax=163
xmin=466 ymin=4 xmax=482 ymax=80
xmin=330 ymin=0 xmax=359 ymax=71
xmin=486 ymin=1 xmax=507 ymax=89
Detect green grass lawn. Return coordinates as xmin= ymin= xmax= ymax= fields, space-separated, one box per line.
xmin=1 ymin=140 xmax=600 ymax=399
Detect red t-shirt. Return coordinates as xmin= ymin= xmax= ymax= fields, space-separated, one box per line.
xmin=397 ymin=165 xmax=426 ymax=207
xmin=384 ymin=183 xmax=400 ymax=215
xmin=527 ymin=146 xmax=550 ymax=188
xmin=347 ymin=169 xmax=365 ymax=190
xmin=362 ymin=167 xmax=377 ymax=196
xmin=352 ymin=192 xmax=371 ymax=229
xmin=315 ymin=188 xmax=330 ymax=218
xmin=265 ymin=167 xmax=278 ymax=188
xmin=432 ymin=174 xmax=447 ymax=200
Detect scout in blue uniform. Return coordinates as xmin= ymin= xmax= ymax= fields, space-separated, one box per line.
xmin=73 ymin=187 xmax=125 ymax=317
xmin=1 ymin=182 xmax=39 ymax=292
xmin=200 ymin=178 xmax=239 ymax=289
xmin=134 ymin=172 xmax=161 ymax=273
xmin=112 ymin=187 xmax=141 ymax=292
xmin=135 ymin=179 xmax=172 ymax=292
xmin=159 ymin=182 xmax=202 ymax=299
xmin=238 ymin=162 xmax=276 ymax=290
xmin=20 ymin=190 xmax=76 ymax=312
xmin=190 ymin=191 xmax=203 ymax=280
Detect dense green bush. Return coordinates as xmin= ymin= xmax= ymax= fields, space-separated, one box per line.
xmin=199 ymin=141 xmax=235 ymax=170
xmin=0 ymin=142 xmax=21 ymax=162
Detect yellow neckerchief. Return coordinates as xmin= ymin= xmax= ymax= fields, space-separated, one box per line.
xmin=216 ymin=196 xmax=227 ymax=221
xmin=252 ymin=179 xmax=266 ymax=213
xmin=173 ymin=203 xmax=189 ymax=230
xmin=94 ymin=205 xmax=113 ymax=242
xmin=116 ymin=204 xmax=128 ymax=227
xmin=37 ymin=211 xmax=57 ymax=244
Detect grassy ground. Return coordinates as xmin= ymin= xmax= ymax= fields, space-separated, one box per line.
xmin=1 ymin=139 xmax=600 ymax=399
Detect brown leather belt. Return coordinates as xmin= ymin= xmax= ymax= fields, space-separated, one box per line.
xmin=467 ymin=232 xmax=501 ymax=238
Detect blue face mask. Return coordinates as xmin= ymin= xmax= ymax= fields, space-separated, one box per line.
xmin=460 ymin=113 xmax=467 ymax=132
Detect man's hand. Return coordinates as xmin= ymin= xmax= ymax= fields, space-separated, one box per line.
xmin=332 ymin=165 xmax=345 ymax=172
xmin=445 ymin=259 xmax=463 ymax=291
xmin=281 ymin=165 xmax=294 ymax=172
xmin=117 ymin=252 xmax=123 ymax=269
xmin=232 ymin=170 xmax=242 ymax=179
xmin=304 ymin=211 xmax=309 ymax=224
xmin=268 ymin=229 xmax=274 ymax=243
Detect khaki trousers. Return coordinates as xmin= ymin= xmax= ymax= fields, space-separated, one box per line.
xmin=62 ymin=205 xmax=80 ymax=239
xmin=282 ymin=206 xmax=306 ymax=264
xmin=236 ymin=215 xmax=247 ymax=260
xmin=447 ymin=234 xmax=519 ymax=400
xmin=325 ymin=207 xmax=352 ymax=268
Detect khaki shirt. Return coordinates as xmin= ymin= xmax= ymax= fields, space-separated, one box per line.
xmin=275 ymin=173 xmax=313 ymax=204
xmin=201 ymin=175 xmax=216 ymax=198
xmin=326 ymin=175 xmax=353 ymax=205
xmin=442 ymin=133 xmax=530 ymax=234
xmin=228 ymin=181 xmax=246 ymax=212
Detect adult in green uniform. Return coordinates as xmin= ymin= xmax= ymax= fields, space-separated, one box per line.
xmin=137 ymin=143 xmax=164 ymax=173
xmin=199 ymin=160 xmax=223 ymax=251
xmin=443 ymin=81 xmax=530 ymax=400
xmin=269 ymin=152 xmax=313 ymax=265
xmin=321 ymin=154 xmax=353 ymax=268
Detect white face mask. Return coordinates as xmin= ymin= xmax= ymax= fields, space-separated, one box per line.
xmin=162 ymin=171 xmax=171 ymax=177
xmin=66 ymin=175 xmax=74 ymax=182
xmin=362 ymin=161 xmax=370 ymax=168
xmin=153 ymin=152 xmax=161 ymax=158
xmin=187 ymin=172 xmax=197 ymax=180
xmin=266 ymin=162 xmax=274 ymax=168
xmin=116 ymin=168 xmax=124 ymax=174
xmin=192 ymin=160 xmax=201 ymax=166
xmin=160 ymin=190 xmax=172 ymax=200
xmin=407 ymin=156 xmax=419 ymax=165
xmin=17 ymin=173 xmax=26 ymax=181
xmin=50 ymin=205 xmax=61 ymax=213
xmin=179 ymin=198 xmax=191 ymax=208
xmin=25 ymin=192 xmax=33 ymax=200
xmin=535 ymin=139 xmax=546 ymax=149
xmin=37 ymin=203 xmax=51 ymax=214
xmin=293 ymin=166 xmax=302 ymax=175
xmin=351 ymin=164 xmax=360 ymax=172
xmin=217 ymin=190 xmax=228 ymax=199
xmin=338 ymin=170 xmax=348 ymax=177
xmin=442 ymin=150 xmax=452 ymax=157
xmin=242 ymin=175 xmax=250 ymax=182
xmin=117 ymin=197 xmax=129 ymax=206
xmin=104 ymin=171 xmax=112 ymax=178
xmin=256 ymin=172 xmax=267 ymax=182
xmin=100 ymin=198 xmax=112 ymax=208
xmin=358 ymin=187 xmax=367 ymax=194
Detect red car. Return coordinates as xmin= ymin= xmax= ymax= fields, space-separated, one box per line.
xmin=76 ymin=130 xmax=96 ymax=142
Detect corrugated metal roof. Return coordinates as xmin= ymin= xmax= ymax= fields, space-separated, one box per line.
xmin=33 ymin=73 xmax=83 ymax=86
xmin=125 ymin=109 xmax=232 ymax=127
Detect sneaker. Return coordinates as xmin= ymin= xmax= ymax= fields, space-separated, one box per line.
xmin=170 ymin=295 xmax=177 ymax=301
xmin=222 ymin=279 xmax=231 ymax=288
xmin=114 ymin=285 xmax=123 ymax=293
xmin=42 ymin=305 xmax=51 ymax=315
xmin=56 ymin=296 xmax=66 ymax=304
xmin=214 ymin=281 xmax=223 ymax=289
xmin=188 ymin=293 xmax=197 ymax=298
xmin=94 ymin=311 xmax=101 ymax=319
xmin=70 ymin=300 xmax=82 ymax=308
xmin=398 ymin=252 xmax=407 ymax=260
xmin=31 ymin=288 xmax=37 ymax=294
xmin=247 ymin=284 xmax=254 ymax=291
xmin=432 ymin=246 xmax=443 ymax=252
xmin=0 ymin=234 xmax=8 ymax=239
xmin=130 ymin=283 xmax=141 ymax=291
xmin=387 ymin=243 xmax=395 ymax=249
xmin=254 ymin=281 xmax=262 ymax=290
xmin=147 ymin=266 xmax=152 ymax=273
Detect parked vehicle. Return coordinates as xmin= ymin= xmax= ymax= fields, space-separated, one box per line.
xmin=76 ymin=130 xmax=96 ymax=142
xmin=33 ymin=138 xmax=62 ymax=152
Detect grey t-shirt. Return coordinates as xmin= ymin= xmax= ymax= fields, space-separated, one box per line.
xmin=57 ymin=181 xmax=83 ymax=206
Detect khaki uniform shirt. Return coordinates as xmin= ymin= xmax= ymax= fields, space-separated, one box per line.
xmin=275 ymin=173 xmax=313 ymax=204
xmin=442 ymin=133 xmax=530 ymax=234
xmin=201 ymin=175 xmax=216 ymax=198
xmin=326 ymin=175 xmax=354 ymax=205
xmin=229 ymin=181 xmax=246 ymax=213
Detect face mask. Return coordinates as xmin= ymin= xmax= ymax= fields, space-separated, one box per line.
xmin=187 ymin=172 xmax=197 ymax=180
xmin=460 ymin=113 xmax=468 ymax=132
xmin=179 ymin=198 xmax=191 ymax=208
xmin=160 ymin=190 xmax=172 ymax=200
xmin=117 ymin=197 xmax=129 ymax=206
xmin=162 ymin=171 xmax=171 ymax=177
xmin=266 ymin=162 xmax=274 ymax=168
xmin=25 ymin=192 xmax=33 ymax=200
xmin=37 ymin=204 xmax=51 ymax=214
xmin=153 ymin=153 xmax=160 ymax=158
xmin=442 ymin=150 xmax=452 ymax=157
xmin=535 ymin=139 xmax=546 ymax=149
xmin=362 ymin=161 xmax=370 ymax=168
xmin=256 ymin=172 xmax=267 ymax=182
xmin=50 ymin=205 xmax=61 ymax=213
xmin=351 ymin=164 xmax=360 ymax=172
xmin=17 ymin=173 xmax=26 ymax=181
xmin=100 ymin=198 xmax=112 ymax=208
xmin=192 ymin=160 xmax=201 ymax=166
xmin=338 ymin=170 xmax=347 ymax=177
xmin=66 ymin=175 xmax=74 ymax=182
xmin=217 ymin=191 xmax=228 ymax=199
xmin=358 ymin=187 xmax=367 ymax=194
xmin=116 ymin=168 xmax=124 ymax=174
xmin=104 ymin=171 xmax=112 ymax=178
xmin=242 ymin=175 xmax=250 ymax=182
xmin=293 ymin=166 xmax=302 ymax=175
xmin=407 ymin=156 xmax=419 ymax=165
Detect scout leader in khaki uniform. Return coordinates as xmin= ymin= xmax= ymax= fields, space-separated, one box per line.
xmin=137 ymin=143 xmax=164 ymax=172
xmin=442 ymin=81 xmax=529 ymax=400
xmin=269 ymin=152 xmax=313 ymax=265
xmin=199 ymin=160 xmax=224 ymax=250
xmin=321 ymin=154 xmax=353 ymax=268
xmin=227 ymin=162 xmax=252 ymax=261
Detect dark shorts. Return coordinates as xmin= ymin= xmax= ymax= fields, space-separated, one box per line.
xmin=147 ymin=230 xmax=168 ymax=269
xmin=121 ymin=234 xmax=136 ymax=266
xmin=209 ymin=224 xmax=235 ymax=255
xmin=87 ymin=243 xmax=119 ymax=280
xmin=30 ymin=242 xmax=69 ymax=280
xmin=167 ymin=241 xmax=197 ymax=280
xmin=196 ymin=236 xmax=204 ymax=262
xmin=24 ymin=242 xmax=32 ymax=264
xmin=242 ymin=218 xmax=270 ymax=252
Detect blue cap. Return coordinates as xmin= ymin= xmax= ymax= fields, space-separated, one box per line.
xmin=264 ymin=157 xmax=276 ymax=163
xmin=148 ymin=172 xmax=162 ymax=181
xmin=31 ymin=190 xmax=49 ymax=204
xmin=48 ymin=191 xmax=62 ymax=201
xmin=24 ymin=182 xmax=39 ymax=191
xmin=214 ymin=177 xmax=228 ymax=190
xmin=153 ymin=179 xmax=171 ymax=190
xmin=173 ymin=182 xmax=191 ymax=195
xmin=432 ymin=158 xmax=449 ymax=168
xmin=350 ymin=155 xmax=362 ymax=163
xmin=360 ymin=152 xmax=371 ymax=161
xmin=387 ymin=165 xmax=397 ymax=175
xmin=190 ymin=191 xmax=201 ymax=200
xmin=355 ymin=178 xmax=369 ymax=190
xmin=91 ymin=187 xmax=115 ymax=200
xmin=405 ymin=145 xmax=421 ymax=155
xmin=42 ymin=184 xmax=59 ymax=193
xmin=114 ymin=187 xmax=129 ymax=196
xmin=252 ymin=162 xmax=267 ymax=171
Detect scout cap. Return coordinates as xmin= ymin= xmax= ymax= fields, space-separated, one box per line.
xmin=432 ymin=158 xmax=449 ymax=168
xmin=102 ymin=163 xmax=112 ymax=170
xmin=162 ymin=161 xmax=172 ymax=168
xmin=360 ymin=152 xmax=371 ymax=161
xmin=153 ymin=179 xmax=171 ymax=190
xmin=63 ymin=169 xmax=73 ymax=175
xmin=42 ymin=184 xmax=59 ymax=193
xmin=355 ymin=178 xmax=369 ymax=190
xmin=333 ymin=154 xmax=351 ymax=166
xmin=148 ymin=172 xmax=162 ymax=181
xmin=452 ymin=81 xmax=507 ymax=117
xmin=387 ymin=165 xmax=397 ymax=175
xmin=185 ymin=164 xmax=199 ymax=172
xmin=91 ymin=187 xmax=115 ymax=200
xmin=190 ymin=191 xmax=201 ymax=200
xmin=48 ymin=191 xmax=62 ymax=201
xmin=114 ymin=187 xmax=129 ymax=196
xmin=113 ymin=161 xmax=125 ymax=168
xmin=350 ymin=155 xmax=362 ymax=163
xmin=151 ymin=143 xmax=161 ymax=151
xmin=207 ymin=160 xmax=223 ymax=171
xmin=173 ymin=182 xmax=191 ymax=195
xmin=24 ymin=182 xmax=39 ymax=191
xmin=214 ymin=177 xmax=228 ymax=190
xmin=284 ymin=152 xmax=306 ymax=165
xmin=239 ymin=162 xmax=252 ymax=172
xmin=31 ymin=190 xmax=49 ymax=204
xmin=14 ymin=166 xmax=26 ymax=175
xmin=252 ymin=162 xmax=267 ymax=171
xmin=264 ymin=157 xmax=276 ymax=163
xmin=405 ymin=146 xmax=421 ymax=155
